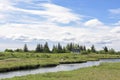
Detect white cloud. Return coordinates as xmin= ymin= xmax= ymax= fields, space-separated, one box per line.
xmin=0 ymin=21 xmax=120 ymax=50
xmin=111 ymin=26 xmax=120 ymax=33
xmin=114 ymin=21 xmax=120 ymax=26
xmin=0 ymin=0 xmax=82 ymax=42
xmin=109 ymin=8 xmax=120 ymax=14
xmin=84 ymin=19 xmax=103 ymax=27
xmin=0 ymin=22 xmax=116 ymax=44
xmin=0 ymin=0 xmax=120 ymax=50
xmin=0 ymin=0 xmax=80 ymax=24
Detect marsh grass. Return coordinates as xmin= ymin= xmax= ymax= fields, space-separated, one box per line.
xmin=0 ymin=52 xmax=120 ymax=72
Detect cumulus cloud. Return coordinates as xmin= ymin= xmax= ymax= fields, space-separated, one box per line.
xmin=111 ymin=27 xmax=120 ymax=33
xmin=84 ymin=19 xmax=104 ymax=27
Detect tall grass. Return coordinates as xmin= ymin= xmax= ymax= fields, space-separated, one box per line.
xmin=0 ymin=52 xmax=120 ymax=72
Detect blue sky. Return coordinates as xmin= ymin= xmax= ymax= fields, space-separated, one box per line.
xmin=0 ymin=0 xmax=120 ymax=51
xmin=52 ymin=0 xmax=120 ymax=23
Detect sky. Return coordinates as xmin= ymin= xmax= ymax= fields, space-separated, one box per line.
xmin=0 ymin=0 xmax=120 ymax=51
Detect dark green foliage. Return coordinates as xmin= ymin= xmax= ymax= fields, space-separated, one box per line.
xmin=87 ymin=49 xmax=91 ymax=53
xmin=108 ymin=48 xmax=115 ymax=54
xmin=23 ymin=44 xmax=28 ymax=52
xmin=57 ymin=43 xmax=63 ymax=53
xmin=62 ymin=47 xmax=67 ymax=53
xmin=52 ymin=45 xmax=58 ymax=53
xmin=79 ymin=45 xmax=86 ymax=51
xmin=4 ymin=49 xmax=13 ymax=52
xmin=43 ymin=42 xmax=50 ymax=53
xmin=35 ymin=44 xmax=40 ymax=52
xmin=83 ymin=46 xmax=86 ymax=51
xmin=52 ymin=43 xmax=65 ymax=53
xmin=116 ymin=51 xmax=120 ymax=55
xmin=103 ymin=46 xmax=108 ymax=52
xmin=79 ymin=46 xmax=84 ymax=51
xmin=35 ymin=44 xmax=43 ymax=52
xmin=91 ymin=45 xmax=96 ymax=53
xmin=66 ymin=43 xmax=75 ymax=52
xmin=14 ymin=49 xmax=23 ymax=52
xmin=98 ymin=47 xmax=116 ymax=54
xmin=2 ymin=42 xmax=118 ymax=54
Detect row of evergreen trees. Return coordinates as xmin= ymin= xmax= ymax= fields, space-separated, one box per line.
xmin=5 ymin=42 xmax=115 ymax=54
xmin=23 ymin=42 xmax=93 ymax=53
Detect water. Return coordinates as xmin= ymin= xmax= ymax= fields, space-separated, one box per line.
xmin=0 ymin=58 xmax=120 ymax=79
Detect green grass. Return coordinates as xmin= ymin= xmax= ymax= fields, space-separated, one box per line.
xmin=0 ymin=52 xmax=120 ymax=72
xmin=3 ymin=62 xmax=120 ymax=80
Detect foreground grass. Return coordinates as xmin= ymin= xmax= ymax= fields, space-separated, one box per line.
xmin=3 ymin=62 xmax=120 ymax=80
xmin=0 ymin=52 xmax=120 ymax=72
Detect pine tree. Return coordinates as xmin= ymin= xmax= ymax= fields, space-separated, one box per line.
xmin=83 ymin=46 xmax=86 ymax=51
xmin=66 ymin=43 xmax=73 ymax=52
xmin=103 ymin=46 xmax=108 ymax=52
xmin=66 ymin=43 xmax=70 ymax=51
xmin=40 ymin=44 xmax=43 ymax=52
xmin=35 ymin=44 xmax=41 ymax=52
xmin=91 ymin=45 xmax=96 ymax=52
xmin=79 ymin=46 xmax=84 ymax=51
xmin=52 ymin=45 xmax=57 ymax=53
xmin=23 ymin=44 xmax=28 ymax=52
xmin=70 ymin=43 xmax=74 ymax=51
xmin=62 ymin=46 xmax=67 ymax=53
xmin=57 ymin=43 xmax=63 ymax=53
xmin=43 ymin=42 xmax=50 ymax=53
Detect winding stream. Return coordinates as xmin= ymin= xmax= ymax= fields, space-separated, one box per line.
xmin=0 ymin=58 xmax=120 ymax=79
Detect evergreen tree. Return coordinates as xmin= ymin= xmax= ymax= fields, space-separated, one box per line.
xmin=87 ymin=48 xmax=91 ymax=53
xmin=35 ymin=44 xmax=41 ymax=52
xmin=79 ymin=46 xmax=84 ymax=51
xmin=70 ymin=43 xmax=73 ymax=51
xmin=91 ymin=45 xmax=96 ymax=52
xmin=57 ymin=43 xmax=63 ymax=53
xmin=62 ymin=46 xmax=67 ymax=53
xmin=66 ymin=44 xmax=69 ymax=51
xmin=66 ymin=43 xmax=73 ymax=52
xmin=43 ymin=42 xmax=50 ymax=53
xmin=72 ymin=44 xmax=80 ymax=49
xmin=52 ymin=45 xmax=57 ymax=53
xmin=23 ymin=44 xmax=28 ymax=52
xmin=103 ymin=46 xmax=108 ymax=52
xmin=83 ymin=46 xmax=86 ymax=51
xmin=40 ymin=44 xmax=43 ymax=52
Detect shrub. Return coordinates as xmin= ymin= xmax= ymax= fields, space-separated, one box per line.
xmin=4 ymin=49 xmax=14 ymax=52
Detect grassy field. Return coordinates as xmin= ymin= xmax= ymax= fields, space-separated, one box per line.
xmin=3 ymin=62 xmax=120 ymax=80
xmin=0 ymin=52 xmax=120 ymax=72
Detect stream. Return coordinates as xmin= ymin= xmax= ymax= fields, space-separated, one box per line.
xmin=0 ymin=58 xmax=120 ymax=79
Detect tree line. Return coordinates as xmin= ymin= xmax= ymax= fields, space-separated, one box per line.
xmin=4 ymin=42 xmax=118 ymax=54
